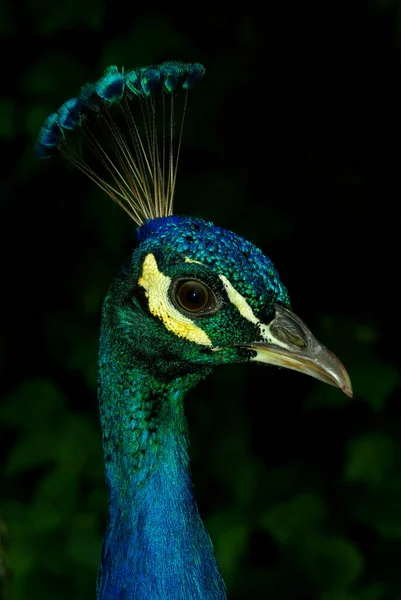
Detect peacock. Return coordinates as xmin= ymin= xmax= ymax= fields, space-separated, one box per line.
xmin=36 ymin=60 xmax=352 ymax=600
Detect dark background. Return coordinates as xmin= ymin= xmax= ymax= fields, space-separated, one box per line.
xmin=1 ymin=0 xmax=401 ymax=598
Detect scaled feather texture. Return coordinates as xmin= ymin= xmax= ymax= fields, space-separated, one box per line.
xmin=36 ymin=59 xmax=352 ymax=600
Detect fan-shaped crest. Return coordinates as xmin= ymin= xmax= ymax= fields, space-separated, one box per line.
xmin=35 ymin=61 xmax=206 ymax=225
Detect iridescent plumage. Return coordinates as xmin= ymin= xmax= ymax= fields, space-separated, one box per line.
xmin=37 ymin=60 xmax=351 ymax=600
xmin=36 ymin=61 xmax=205 ymax=224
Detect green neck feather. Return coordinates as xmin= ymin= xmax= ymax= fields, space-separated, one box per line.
xmin=96 ymin=280 xmax=227 ymax=600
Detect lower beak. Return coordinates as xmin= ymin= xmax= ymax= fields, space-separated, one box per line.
xmin=242 ymin=305 xmax=352 ymax=397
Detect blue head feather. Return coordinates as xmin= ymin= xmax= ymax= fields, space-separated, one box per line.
xmin=140 ymin=67 xmax=162 ymax=96
xmin=159 ymin=61 xmax=185 ymax=92
xmin=96 ymin=66 xmax=125 ymax=102
xmin=34 ymin=60 xmax=205 ymax=162
xmin=125 ymin=68 xmax=145 ymax=97
xmin=57 ymin=98 xmax=83 ymax=130
xmin=78 ymin=82 xmax=102 ymax=112
xmin=35 ymin=113 xmax=64 ymax=158
xmin=183 ymin=63 xmax=206 ymax=90
xmin=137 ymin=215 xmax=290 ymax=319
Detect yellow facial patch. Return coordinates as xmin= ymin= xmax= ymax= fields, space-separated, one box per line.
xmin=138 ymin=253 xmax=212 ymax=346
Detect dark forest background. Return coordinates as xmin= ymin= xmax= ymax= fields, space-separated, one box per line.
xmin=1 ymin=0 xmax=401 ymax=598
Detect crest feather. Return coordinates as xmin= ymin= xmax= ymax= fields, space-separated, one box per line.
xmin=35 ymin=61 xmax=205 ymax=225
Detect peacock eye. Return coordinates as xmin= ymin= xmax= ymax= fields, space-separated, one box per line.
xmin=173 ymin=280 xmax=214 ymax=314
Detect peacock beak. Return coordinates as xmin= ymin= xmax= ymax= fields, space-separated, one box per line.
xmin=244 ymin=304 xmax=353 ymax=397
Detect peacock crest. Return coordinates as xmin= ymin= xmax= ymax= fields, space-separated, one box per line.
xmin=35 ymin=61 xmax=205 ymax=225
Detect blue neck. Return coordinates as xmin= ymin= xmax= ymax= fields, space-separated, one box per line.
xmin=97 ymin=328 xmax=227 ymax=600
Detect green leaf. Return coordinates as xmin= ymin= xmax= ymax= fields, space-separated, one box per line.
xmin=358 ymin=582 xmax=389 ymax=600
xmin=4 ymin=428 xmax=60 ymax=476
xmin=0 ymin=379 xmax=65 ymax=431
xmin=260 ymin=492 xmax=328 ymax=545
xmin=306 ymin=383 xmax=352 ymax=409
xmin=350 ymin=488 xmax=401 ymax=539
xmin=344 ymin=434 xmax=397 ymax=487
xmin=65 ymin=513 xmax=100 ymax=568
xmin=297 ymin=534 xmax=364 ymax=590
xmin=34 ymin=468 xmax=79 ymax=516
xmin=206 ymin=510 xmax=249 ymax=589
xmin=351 ymin=357 xmax=400 ymax=412
xmin=305 ymin=316 xmax=399 ymax=411
xmin=29 ymin=503 xmax=63 ymax=534
xmin=56 ymin=414 xmax=100 ymax=468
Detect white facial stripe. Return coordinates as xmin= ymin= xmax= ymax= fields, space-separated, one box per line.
xmin=138 ymin=253 xmax=212 ymax=346
xmin=258 ymin=323 xmax=294 ymax=350
xmin=219 ymin=275 xmax=287 ymax=348
xmin=218 ymin=274 xmax=259 ymax=324
xmin=184 ymin=256 xmax=204 ymax=265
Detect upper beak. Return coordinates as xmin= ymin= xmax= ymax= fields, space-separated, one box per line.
xmin=242 ymin=304 xmax=352 ymax=397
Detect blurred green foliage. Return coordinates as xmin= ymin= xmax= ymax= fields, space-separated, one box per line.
xmin=1 ymin=0 xmax=401 ymax=598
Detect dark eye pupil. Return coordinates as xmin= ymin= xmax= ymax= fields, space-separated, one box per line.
xmin=176 ymin=281 xmax=209 ymax=312
xmin=186 ymin=288 xmax=202 ymax=305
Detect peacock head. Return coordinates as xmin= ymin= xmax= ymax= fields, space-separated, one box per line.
xmin=103 ymin=214 xmax=352 ymax=395
xmin=36 ymin=60 xmax=351 ymax=395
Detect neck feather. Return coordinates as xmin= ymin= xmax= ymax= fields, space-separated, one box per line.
xmin=97 ymin=324 xmax=226 ymax=600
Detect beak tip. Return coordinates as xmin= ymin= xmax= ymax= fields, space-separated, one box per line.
xmin=341 ymin=384 xmax=353 ymax=399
